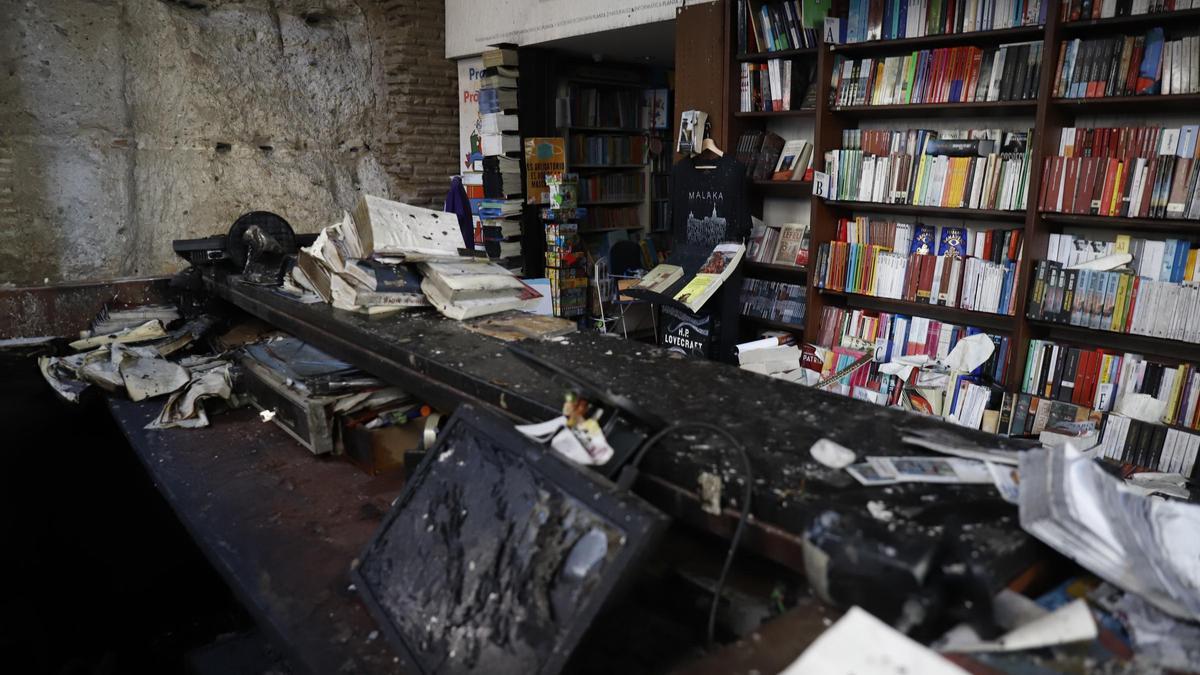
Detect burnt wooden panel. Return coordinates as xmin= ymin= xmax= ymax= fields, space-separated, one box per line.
xmin=0 ymin=277 xmax=172 ymax=339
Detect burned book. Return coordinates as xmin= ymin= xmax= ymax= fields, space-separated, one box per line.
xmin=352 ymin=405 xmax=668 ymax=675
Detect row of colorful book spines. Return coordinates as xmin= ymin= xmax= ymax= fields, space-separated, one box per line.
xmin=1097 ymin=414 xmax=1200 ymax=476
xmin=833 ymin=44 xmax=1040 ymax=105
xmin=740 ymin=0 xmax=819 ymax=54
xmin=1027 ymin=262 xmax=1200 ymax=329
xmin=1021 ymin=342 xmax=1200 ymax=427
xmin=814 ymin=241 xmax=1021 ymax=289
xmin=840 ymin=0 xmax=1044 ymax=44
xmin=1038 ymin=154 xmax=1199 ymax=220
xmin=1061 ymin=0 xmax=1188 ymax=21
xmin=835 ymin=150 xmax=1032 ymax=205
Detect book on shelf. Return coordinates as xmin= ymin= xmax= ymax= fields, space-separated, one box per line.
xmin=817 ymin=306 xmax=1011 ymax=383
xmin=1062 ymin=0 xmax=1200 ymax=21
xmin=747 ymin=221 xmax=810 ymax=266
xmin=824 ymin=128 xmax=1033 ymax=211
xmin=674 ymin=242 xmax=747 ymax=312
xmin=1039 ymin=125 xmax=1200 ymax=220
xmin=1022 ymin=339 xmax=1200 ymax=431
xmin=482 ymin=47 xmax=518 ymax=68
xmin=1027 ymin=258 xmax=1200 ymax=343
xmin=736 ymin=131 xmax=812 ymax=181
xmin=832 ymin=41 xmax=1042 ymax=107
xmin=840 ymin=0 xmax=1045 ymax=44
xmin=736 ymin=0 xmax=823 ymax=54
xmin=1055 ymin=27 xmax=1200 ymax=99
xmin=561 ymin=84 xmax=643 ymax=129
xmin=479 ymin=87 xmax=518 ymax=114
xmin=569 ymin=134 xmax=647 ymax=166
xmin=1005 ymin=393 xmax=1100 ymax=438
xmin=578 ymin=172 xmax=645 ymax=203
xmin=737 ymin=335 xmax=803 ymax=377
xmin=580 ymin=206 xmax=642 ymax=232
xmin=811 ymin=306 xmax=1010 ymax=426
xmin=481 ymin=70 xmax=518 ymax=91
xmin=773 ymin=140 xmax=815 ymax=181
xmin=813 ymin=219 xmax=1023 ymax=315
xmin=739 ymin=59 xmax=815 ymax=111
xmin=480 ymin=133 xmax=520 ymax=156
xmin=1096 ymin=414 xmax=1200 ymax=478
xmin=740 ymin=278 xmax=807 ymax=325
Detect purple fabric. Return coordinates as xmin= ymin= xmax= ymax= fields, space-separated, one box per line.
xmin=444 ymin=175 xmax=474 ymax=247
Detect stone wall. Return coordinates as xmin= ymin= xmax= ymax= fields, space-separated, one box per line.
xmin=0 ymin=0 xmax=458 ymax=285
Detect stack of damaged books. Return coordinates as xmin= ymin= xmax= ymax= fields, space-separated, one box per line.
xmin=286 ymin=194 xmax=540 ymax=321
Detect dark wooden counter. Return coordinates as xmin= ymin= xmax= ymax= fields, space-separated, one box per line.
xmin=205 ymin=273 xmax=1036 ymax=588
xmin=107 ymin=398 xmax=404 ymax=675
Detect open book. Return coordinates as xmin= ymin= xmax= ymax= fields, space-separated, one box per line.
xmin=673 ymin=243 xmax=745 ymax=312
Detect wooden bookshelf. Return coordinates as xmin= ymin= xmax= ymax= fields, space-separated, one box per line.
xmin=745 ymin=260 xmax=807 ymax=276
xmin=737 ymin=47 xmax=817 ymax=61
xmin=714 ymin=0 xmax=1200 ymax=401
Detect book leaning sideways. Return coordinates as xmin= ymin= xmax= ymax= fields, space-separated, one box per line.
xmin=673 ymin=242 xmax=746 ymax=313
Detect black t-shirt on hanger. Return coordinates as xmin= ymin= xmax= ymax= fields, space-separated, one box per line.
xmin=669 ymin=154 xmax=753 ymax=249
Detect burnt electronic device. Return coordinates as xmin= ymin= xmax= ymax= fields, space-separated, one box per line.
xmin=172 ymin=211 xmax=317 ymax=283
xmin=352 ymin=404 xmax=668 ymax=675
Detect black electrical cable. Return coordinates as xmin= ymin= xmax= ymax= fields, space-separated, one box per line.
xmin=619 ymin=421 xmax=753 ymax=649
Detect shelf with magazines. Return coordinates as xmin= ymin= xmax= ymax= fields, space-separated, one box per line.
xmin=819 ymin=288 xmax=1018 ymax=333
xmin=829 ymin=24 xmax=1047 ymax=54
xmin=745 ymin=260 xmax=808 ymax=276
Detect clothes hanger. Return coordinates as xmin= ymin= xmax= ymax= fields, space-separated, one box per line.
xmin=694 ymin=120 xmax=723 ymax=170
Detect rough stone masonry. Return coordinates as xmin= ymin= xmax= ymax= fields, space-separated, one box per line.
xmin=0 ymin=0 xmax=458 ymax=285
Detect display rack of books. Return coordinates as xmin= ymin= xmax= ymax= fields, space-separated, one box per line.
xmin=543 ymin=216 xmax=589 ymax=318
xmin=714 ymin=0 xmax=1200 ymax=437
xmin=477 ymin=46 xmax=524 ymax=273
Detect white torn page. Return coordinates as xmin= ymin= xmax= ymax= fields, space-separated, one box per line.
xmin=353 ymin=194 xmax=464 ymax=259
xmin=1114 ymin=393 xmax=1167 ymax=424
xmin=114 ymin=345 xmax=190 ymax=402
xmin=942 ymin=333 xmax=995 ymax=373
xmin=1068 ymin=253 xmax=1132 ymax=271
xmin=781 ymin=606 xmax=970 ymax=675
xmin=940 ymin=599 xmax=1096 ymax=653
xmin=810 ymin=438 xmax=856 ymax=469
xmin=68 ymin=320 xmax=166 ymax=351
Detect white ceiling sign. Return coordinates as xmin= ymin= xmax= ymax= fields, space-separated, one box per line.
xmin=445 ymin=0 xmax=709 ymax=59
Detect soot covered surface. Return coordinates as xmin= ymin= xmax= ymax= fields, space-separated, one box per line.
xmin=354 ymin=406 xmax=668 ymax=675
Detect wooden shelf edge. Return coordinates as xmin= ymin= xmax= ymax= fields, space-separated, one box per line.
xmin=1027 ymin=319 xmax=1200 ymax=363
xmin=820 ymin=288 xmax=1017 ymax=332
xmin=831 ymin=100 xmax=1038 ymax=118
xmin=737 ymin=47 xmax=818 ymax=62
xmin=745 ymin=260 xmax=808 ymax=275
xmin=1040 ymin=212 xmax=1200 ymax=231
xmin=824 ymin=200 xmax=1027 ymax=221
xmin=829 ymin=24 xmax=1045 ymax=54
xmin=740 ymin=314 xmax=806 ymax=332
xmin=733 ymin=109 xmax=817 ymax=118
xmin=1060 ymin=8 xmax=1200 ymax=34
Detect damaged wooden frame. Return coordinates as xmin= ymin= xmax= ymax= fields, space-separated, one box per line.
xmin=351 ymin=404 xmax=669 ymax=675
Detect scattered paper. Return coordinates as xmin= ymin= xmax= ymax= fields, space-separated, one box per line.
xmin=900 ymin=429 xmax=1020 ymax=466
xmin=940 ymin=599 xmax=1096 ymax=653
xmin=68 ymin=319 xmax=166 ymax=351
xmin=810 ymin=438 xmax=857 ymax=469
xmin=846 ymin=462 xmax=900 ymax=486
xmin=866 ymin=456 xmax=992 ymax=484
xmin=942 ymin=333 xmax=995 ymax=373
xmin=38 ymin=356 xmax=88 ymax=403
xmin=146 ymin=364 xmax=234 ymax=430
xmin=1114 ymin=591 xmax=1200 ymax=671
xmin=115 ymin=345 xmax=190 ymax=402
xmin=1068 ymin=253 xmax=1133 ymax=271
xmin=781 ymin=606 xmax=969 ymax=675
xmin=986 ymin=461 xmax=1020 ymax=504
xmin=1114 ymin=393 xmax=1168 ymax=424
xmin=1019 ymin=445 xmax=1200 ymax=623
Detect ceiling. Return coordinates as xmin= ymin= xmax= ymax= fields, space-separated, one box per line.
xmin=532 ymin=19 xmax=676 ymax=67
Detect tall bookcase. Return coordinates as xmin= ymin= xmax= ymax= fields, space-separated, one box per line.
xmin=717 ymin=0 xmax=1200 ymax=399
